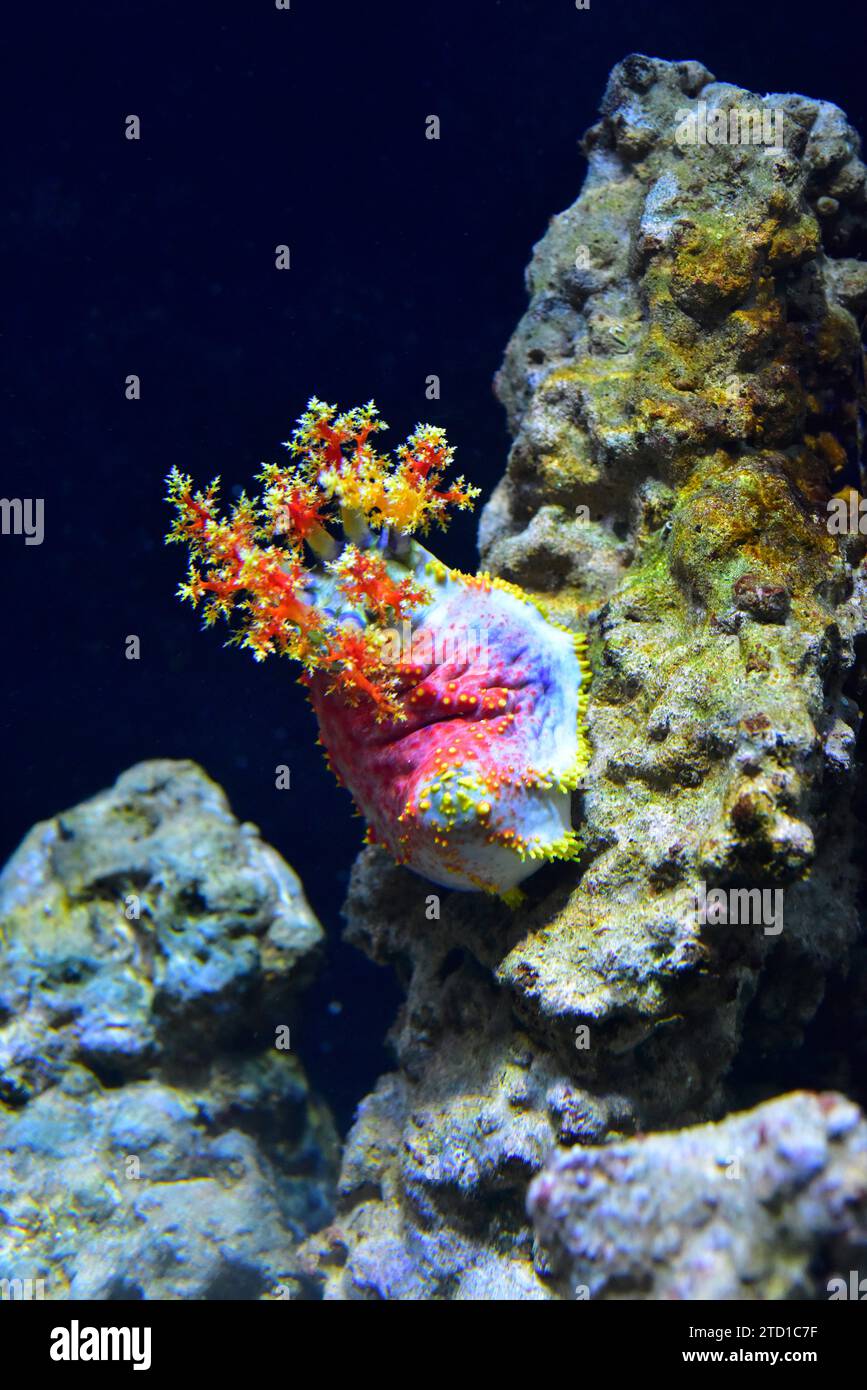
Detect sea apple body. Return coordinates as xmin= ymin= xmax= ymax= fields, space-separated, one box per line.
xmin=309 ymin=562 xmax=589 ymax=894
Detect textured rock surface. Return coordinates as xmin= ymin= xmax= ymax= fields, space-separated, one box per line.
xmin=301 ymin=57 xmax=867 ymax=1299
xmin=0 ymin=760 xmax=337 ymax=1298
xmin=479 ymin=54 xmax=867 ymax=1100
xmin=529 ymin=1091 xmax=867 ymax=1300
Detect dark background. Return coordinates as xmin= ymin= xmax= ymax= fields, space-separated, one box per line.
xmin=4 ymin=0 xmax=864 ymax=1130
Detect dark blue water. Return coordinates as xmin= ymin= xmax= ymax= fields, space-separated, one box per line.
xmin=3 ymin=0 xmax=863 ymax=1129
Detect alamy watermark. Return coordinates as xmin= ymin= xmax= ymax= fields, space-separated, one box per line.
xmin=50 ymin=1321 xmax=152 ymax=1370
xmin=675 ymin=102 xmax=784 ymax=150
xmin=827 ymin=494 xmax=867 ymax=534
xmin=827 ymin=1271 xmax=867 ymax=1300
xmin=676 ymin=881 xmax=784 ymax=936
xmin=379 ymin=620 xmax=490 ymax=670
xmin=1 ymin=1276 xmax=46 ymax=1300
xmin=0 ymin=497 xmax=43 ymax=545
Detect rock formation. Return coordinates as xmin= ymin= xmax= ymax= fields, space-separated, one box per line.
xmin=301 ymin=56 xmax=867 ymax=1300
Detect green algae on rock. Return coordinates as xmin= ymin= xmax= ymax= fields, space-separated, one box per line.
xmin=482 ymin=55 xmax=867 ymax=1101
